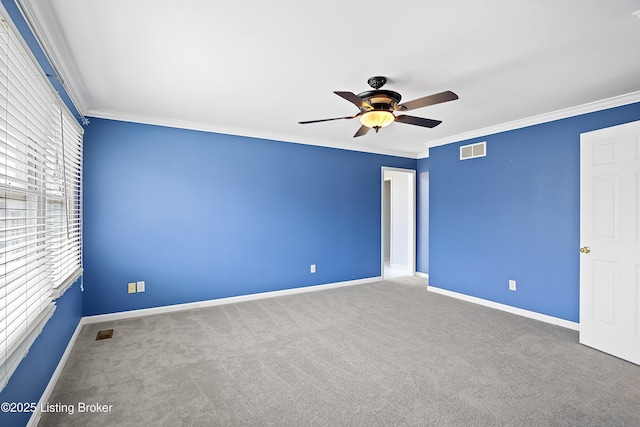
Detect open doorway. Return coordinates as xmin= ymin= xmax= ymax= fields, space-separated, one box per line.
xmin=382 ymin=167 xmax=416 ymax=278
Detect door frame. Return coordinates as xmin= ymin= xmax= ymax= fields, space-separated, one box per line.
xmin=381 ymin=167 xmax=416 ymax=278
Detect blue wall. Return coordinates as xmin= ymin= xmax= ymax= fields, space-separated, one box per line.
xmin=3 ymin=0 xmax=640 ymax=418
xmin=0 ymin=280 xmax=83 ymax=427
xmin=82 ymin=118 xmax=416 ymax=316
xmin=425 ymin=102 xmax=640 ymax=322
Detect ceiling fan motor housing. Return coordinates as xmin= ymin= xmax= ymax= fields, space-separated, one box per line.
xmin=357 ymin=90 xmax=402 ymax=112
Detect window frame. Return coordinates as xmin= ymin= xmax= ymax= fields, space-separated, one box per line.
xmin=0 ymin=7 xmax=83 ymax=391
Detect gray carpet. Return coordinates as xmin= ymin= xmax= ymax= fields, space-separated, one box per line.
xmin=38 ymin=280 xmax=640 ymax=426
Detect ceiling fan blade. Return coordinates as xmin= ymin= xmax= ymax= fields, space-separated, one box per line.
xmin=395 ymin=115 xmax=442 ymax=128
xmin=396 ymin=90 xmax=458 ymax=112
xmin=353 ymin=125 xmax=370 ymax=138
xmin=299 ymin=115 xmax=358 ymax=124
xmin=334 ymin=91 xmax=372 ymax=110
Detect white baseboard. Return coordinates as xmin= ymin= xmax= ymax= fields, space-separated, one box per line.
xmin=83 ymin=276 xmax=381 ymax=325
xmin=27 ymin=276 xmax=576 ymax=427
xmin=427 ymin=285 xmax=579 ymax=331
xmin=27 ymin=320 xmax=83 ymax=427
xmin=27 ymin=276 xmax=379 ymax=425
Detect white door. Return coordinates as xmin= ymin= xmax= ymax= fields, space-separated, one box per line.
xmin=580 ymin=120 xmax=640 ymax=365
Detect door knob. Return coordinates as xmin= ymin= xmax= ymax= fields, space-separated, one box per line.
xmin=580 ymin=246 xmax=591 ymax=254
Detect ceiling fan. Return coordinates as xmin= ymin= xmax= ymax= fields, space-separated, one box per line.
xmin=299 ymin=76 xmax=458 ymax=138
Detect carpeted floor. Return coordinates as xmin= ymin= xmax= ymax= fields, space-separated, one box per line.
xmin=37 ymin=279 xmax=640 ymax=426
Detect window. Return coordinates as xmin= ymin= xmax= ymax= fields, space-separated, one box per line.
xmin=0 ymin=10 xmax=83 ymax=390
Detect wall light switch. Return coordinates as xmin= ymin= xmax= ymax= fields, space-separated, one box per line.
xmin=509 ymin=280 xmax=516 ymax=291
xmin=128 ymin=282 xmax=137 ymax=294
xmin=310 ymin=264 xmax=316 ymax=273
xmin=137 ymin=281 xmax=145 ymax=292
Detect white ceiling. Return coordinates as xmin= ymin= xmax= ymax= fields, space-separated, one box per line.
xmin=18 ymin=0 xmax=640 ymax=157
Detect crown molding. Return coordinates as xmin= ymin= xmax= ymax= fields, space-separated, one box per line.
xmin=10 ymin=0 xmax=413 ymax=159
xmin=11 ymin=1 xmax=640 ymax=162
xmin=86 ymin=108 xmax=419 ymax=159
xmin=17 ymin=0 xmax=89 ymax=114
xmin=418 ymin=90 xmax=640 ymax=158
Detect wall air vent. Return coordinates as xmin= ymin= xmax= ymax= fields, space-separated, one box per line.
xmin=460 ymin=141 xmax=486 ymax=160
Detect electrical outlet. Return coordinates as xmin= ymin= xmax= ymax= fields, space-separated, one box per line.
xmin=509 ymin=280 xmax=517 ymax=291
xmin=310 ymin=264 xmax=316 ymax=273
xmin=136 ymin=281 xmax=145 ymax=292
xmin=128 ymin=282 xmax=137 ymax=294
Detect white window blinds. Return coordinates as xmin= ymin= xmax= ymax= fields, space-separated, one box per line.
xmin=0 ymin=11 xmax=83 ymax=391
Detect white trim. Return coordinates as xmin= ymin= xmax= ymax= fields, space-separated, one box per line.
xmin=417 ymin=90 xmax=640 ymax=158
xmin=13 ymin=0 xmax=640 ymax=161
xmin=86 ymin=109 xmax=418 ymax=159
xmin=27 ymin=320 xmax=83 ymax=427
xmin=381 ymin=167 xmax=416 ymax=279
xmin=382 ymin=177 xmax=392 ymax=276
xmin=51 ymin=268 xmax=83 ymax=300
xmin=25 ymin=276 xmax=576 ymax=426
xmin=0 ymin=3 xmax=84 ymax=134
xmin=82 ymin=277 xmax=381 ymax=324
xmin=427 ymin=285 xmax=579 ymax=331
xmin=15 ymin=0 xmax=88 ymax=114
xmin=26 ymin=277 xmax=379 ymax=420
xmin=0 ymin=305 xmax=56 ymax=391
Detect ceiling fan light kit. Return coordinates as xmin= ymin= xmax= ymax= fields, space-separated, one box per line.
xmin=360 ymin=110 xmax=395 ymax=131
xmin=299 ymin=76 xmax=458 ymax=137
